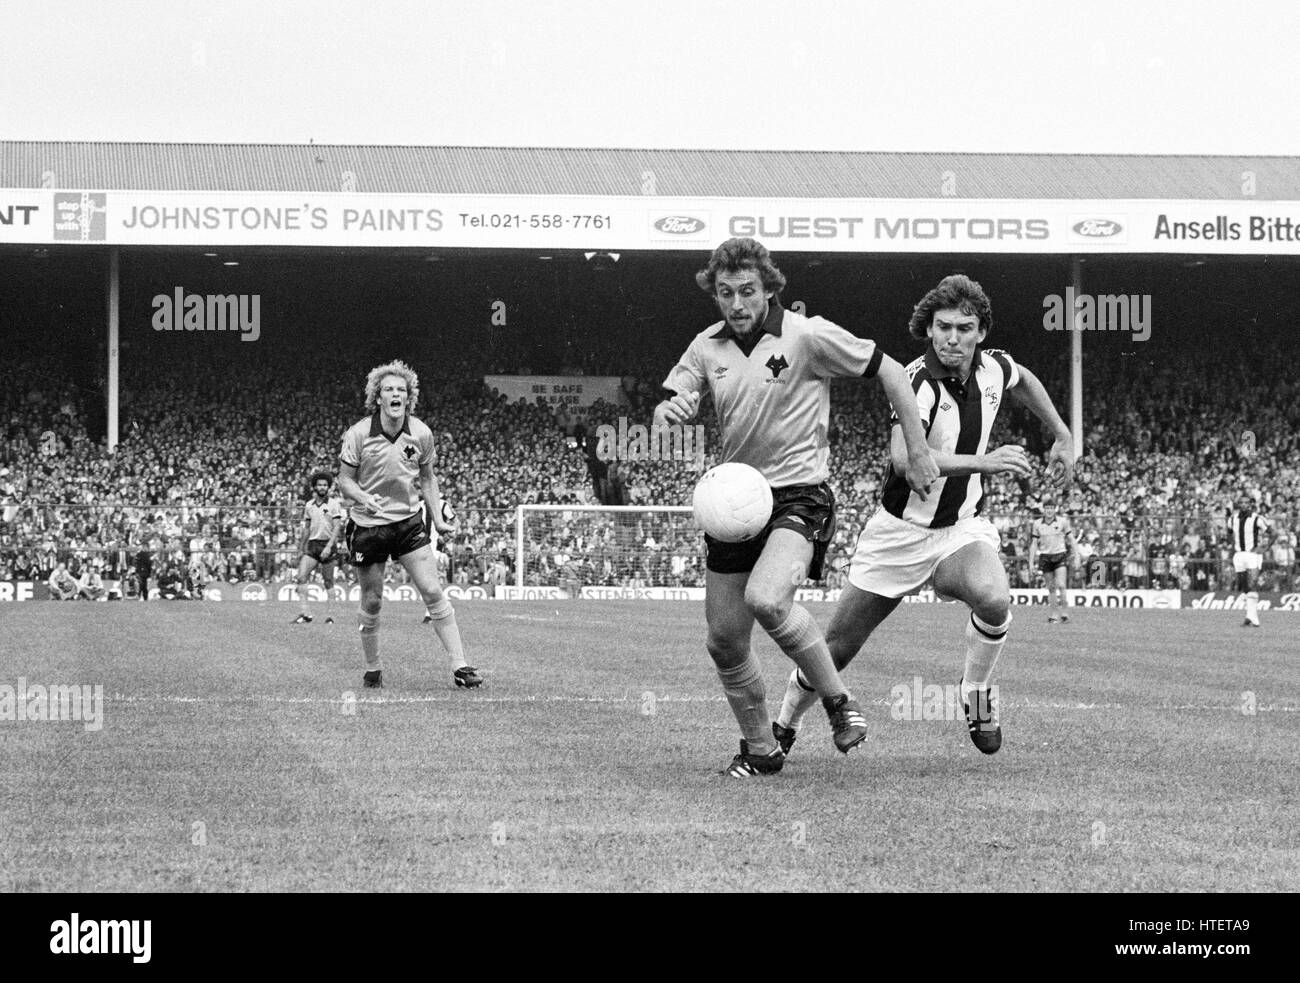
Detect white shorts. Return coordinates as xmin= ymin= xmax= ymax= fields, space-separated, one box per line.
xmin=848 ymin=508 xmax=1002 ymax=599
xmin=1232 ymin=551 xmax=1262 ymax=574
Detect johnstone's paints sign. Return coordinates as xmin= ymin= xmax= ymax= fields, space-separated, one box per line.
xmin=4 ymin=190 xmax=1300 ymax=254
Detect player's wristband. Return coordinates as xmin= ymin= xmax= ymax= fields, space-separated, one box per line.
xmin=862 ymin=347 xmax=883 ymax=379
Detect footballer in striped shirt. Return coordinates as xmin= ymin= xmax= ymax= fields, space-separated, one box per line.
xmin=777 ymin=274 xmax=1074 ymax=756
xmin=1227 ymin=494 xmax=1270 ymax=627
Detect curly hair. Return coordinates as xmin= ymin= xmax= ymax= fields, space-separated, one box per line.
xmin=908 ymin=274 xmax=993 ymax=340
xmin=695 ymin=237 xmax=787 ymax=295
xmin=308 ymin=470 xmax=333 ymax=489
xmin=363 ymin=359 xmax=420 ymax=414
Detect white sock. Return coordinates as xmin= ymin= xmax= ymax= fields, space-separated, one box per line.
xmin=1246 ymin=592 xmax=1259 ymax=623
xmin=358 ymin=610 xmax=381 ymax=671
xmin=962 ymin=611 xmax=1011 ymax=695
xmin=426 ymin=598 xmax=468 ymax=670
xmin=777 ymin=668 xmax=820 ymax=731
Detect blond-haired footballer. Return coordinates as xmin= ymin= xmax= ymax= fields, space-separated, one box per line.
xmin=336 ymin=360 xmax=482 ymax=690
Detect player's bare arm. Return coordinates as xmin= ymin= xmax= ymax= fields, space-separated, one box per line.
xmin=873 ymin=355 xmax=940 ymax=498
xmin=419 ymin=463 xmax=454 ymax=536
xmin=336 ymin=462 xmax=381 ymax=515
xmin=322 ymin=513 xmax=340 ymax=560
xmin=890 ymin=428 xmax=1031 ymax=479
xmin=653 ymin=389 xmax=700 ymax=427
xmin=1005 ymin=365 xmax=1074 ymax=487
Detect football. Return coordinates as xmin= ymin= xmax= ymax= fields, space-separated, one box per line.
xmin=692 ymin=462 xmax=773 ymax=542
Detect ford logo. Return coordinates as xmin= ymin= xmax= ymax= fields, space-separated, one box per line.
xmin=654 ymin=215 xmax=705 ymax=234
xmin=1073 ymin=219 xmax=1122 ymax=237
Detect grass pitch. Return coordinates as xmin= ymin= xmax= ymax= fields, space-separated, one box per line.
xmin=1 ymin=600 xmax=1296 ymax=892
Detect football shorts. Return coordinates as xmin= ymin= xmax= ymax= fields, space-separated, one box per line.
xmin=1037 ymin=551 xmax=1068 ymax=574
xmin=304 ymin=538 xmax=335 ymax=563
xmin=848 ymin=507 xmax=1001 ymax=599
xmin=705 ymin=482 xmax=836 ymax=581
xmin=1232 ymin=550 xmax=1263 ymax=574
xmin=345 ymin=513 xmax=431 ymax=567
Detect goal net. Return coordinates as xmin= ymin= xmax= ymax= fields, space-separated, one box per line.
xmin=515 ymin=505 xmax=702 ymax=590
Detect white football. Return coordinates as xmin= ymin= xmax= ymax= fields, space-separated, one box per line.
xmin=692 ymin=463 xmax=773 ymax=542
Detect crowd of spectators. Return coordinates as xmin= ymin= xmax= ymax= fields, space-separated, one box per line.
xmin=2 ymin=318 xmax=1298 ymax=598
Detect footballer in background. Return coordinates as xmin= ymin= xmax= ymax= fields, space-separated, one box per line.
xmin=337 ymin=360 xmax=482 ymax=689
xmin=1227 ymin=492 xmax=1270 ymax=627
xmin=1029 ymin=498 xmax=1076 ymax=622
xmin=292 ymin=470 xmax=344 ymax=625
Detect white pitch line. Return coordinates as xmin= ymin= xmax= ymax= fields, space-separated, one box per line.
xmin=102 ymin=693 xmax=1299 ymax=712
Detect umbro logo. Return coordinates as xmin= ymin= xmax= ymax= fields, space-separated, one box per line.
xmin=765 ymin=354 xmax=790 ymax=379
xmin=941 ymin=402 xmax=952 ymax=412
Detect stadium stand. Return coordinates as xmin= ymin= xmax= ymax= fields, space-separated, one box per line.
xmin=2 ymin=310 xmax=1297 ymax=596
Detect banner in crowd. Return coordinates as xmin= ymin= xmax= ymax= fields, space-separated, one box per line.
xmin=1182 ymin=590 xmax=1300 ymax=612
xmin=5 ymin=189 xmax=1300 ymax=255
xmin=482 ymin=375 xmax=625 ymax=423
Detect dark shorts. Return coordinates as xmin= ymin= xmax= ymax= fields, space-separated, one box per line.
xmin=705 ymin=483 xmax=836 ymax=582
xmin=1038 ymin=551 xmax=1068 ymax=574
xmin=304 ymin=539 xmax=335 ymax=563
xmin=344 ymin=513 xmax=431 ymax=567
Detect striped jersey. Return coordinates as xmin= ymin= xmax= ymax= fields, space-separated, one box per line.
xmin=881 ymin=346 xmax=1020 ymax=527
xmin=1227 ymin=509 xmax=1267 ymax=552
xmin=339 ymin=412 xmax=436 ymax=527
xmin=303 ymin=497 xmax=344 ymax=541
xmin=1032 ymin=516 xmax=1071 ymax=555
xmin=662 ymin=299 xmax=882 ymax=487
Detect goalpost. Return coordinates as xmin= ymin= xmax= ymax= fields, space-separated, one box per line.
xmin=515 ymin=505 xmax=700 ymax=589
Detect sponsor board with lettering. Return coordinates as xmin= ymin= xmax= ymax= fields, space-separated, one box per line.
xmin=495 ymin=586 xmax=570 ymax=601
xmin=5 ymin=188 xmax=1299 ymax=254
xmin=1183 ymin=590 xmax=1300 ymax=612
xmin=195 ymin=581 xmax=492 ymax=602
xmin=0 ymin=581 xmax=46 ymax=602
xmin=579 ymin=586 xmax=705 ymax=600
xmin=898 ymin=588 xmax=1181 ymax=608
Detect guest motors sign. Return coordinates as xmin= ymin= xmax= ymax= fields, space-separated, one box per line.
xmin=4 ymin=189 xmax=1300 ymax=254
